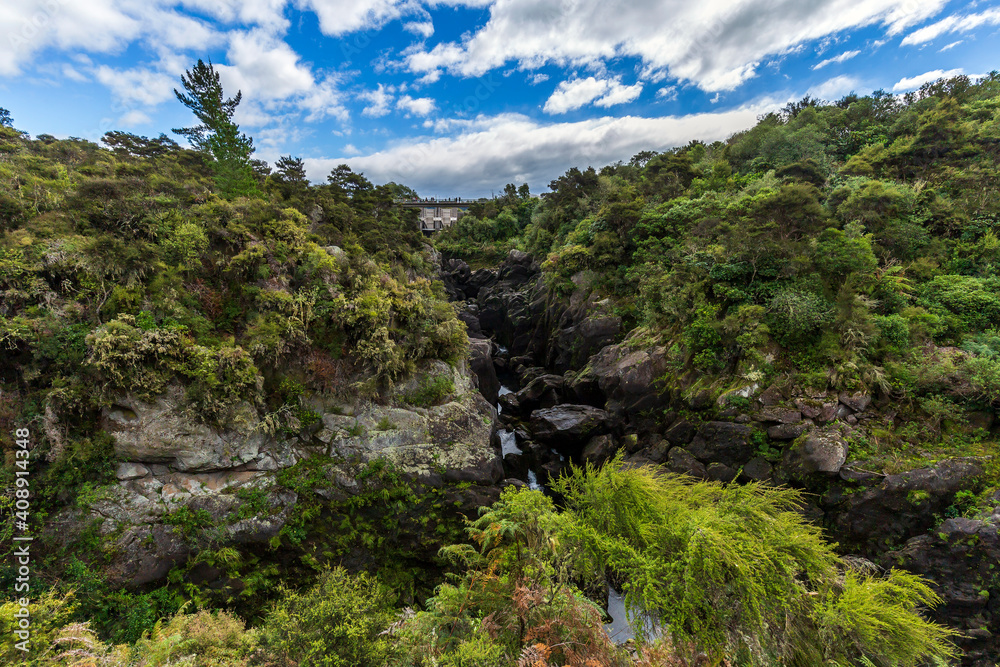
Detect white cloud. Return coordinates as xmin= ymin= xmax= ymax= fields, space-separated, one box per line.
xmin=938 ymin=40 xmax=962 ymax=52
xmin=595 ymin=80 xmax=643 ymax=107
xmin=0 ymin=0 xmax=224 ymax=77
xmin=812 ymin=49 xmax=860 ymax=69
xmin=403 ymin=0 xmax=949 ymax=92
xmin=360 ymin=84 xmax=395 ymax=117
xmin=891 ymin=68 xmax=964 ymax=92
xmin=901 ymin=7 xmax=1000 ymax=46
xmin=220 ymin=29 xmax=314 ymax=100
xmin=217 ymin=30 xmax=348 ymax=124
xmin=543 ymin=76 xmax=642 ymax=114
xmin=293 ymin=0 xmax=418 ymax=36
xmin=179 ymin=0 xmax=289 ymax=30
xmin=302 ymin=102 xmax=773 ymax=195
xmin=404 ymin=20 xmax=434 ymax=37
xmin=656 ymin=86 xmax=678 ymax=101
xmin=119 ymin=109 xmax=152 ymax=126
xmin=62 ymin=64 xmax=88 ymax=82
xmin=396 ymin=95 xmax=436 ymax=116
xmin=808 ymin=74 xmax=860 ymax=100
xmin=95 ymin=64 xmax=177 ymax=106
xmin=543 ymin=77 xmax=612 ymax=114
xmin=300 ymin=75 xmax=349 ymax=122
xmin=529 ymin=73 xmax=549 ymax=85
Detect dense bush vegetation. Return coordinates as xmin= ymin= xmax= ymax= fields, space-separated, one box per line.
xmin=0 ymin=102 xmax=467 ymax=651
xmin=437 ymin=72 xmax=1000 ymax=470
xmin=1 ymin=463 xmax=955 ymax=666
xmin=2 ymin=68 xmax=995 ymax=665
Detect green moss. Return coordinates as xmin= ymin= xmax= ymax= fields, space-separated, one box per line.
xmin=402 ymin=374 xmax=455 ymax=407
xmin=163 ymin=506 xmax=215 ymax=539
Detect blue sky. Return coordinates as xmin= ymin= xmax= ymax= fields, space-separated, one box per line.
xmin=1 ymin=0 xmax=998 ymax=196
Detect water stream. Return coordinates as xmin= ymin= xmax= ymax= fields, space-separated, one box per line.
xmin=496 ymin=384 xmax=543 ymax=491
xmin=494 ymin=361 xmax=641 ymax=640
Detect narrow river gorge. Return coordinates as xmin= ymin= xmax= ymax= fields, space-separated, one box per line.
xmin=441 ymin=248 xmax=1000 ymax=665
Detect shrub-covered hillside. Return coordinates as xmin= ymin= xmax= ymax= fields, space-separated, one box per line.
xmin=437 ymin=72 xmax=1000 ymax=474
xmin=0 ymin=107 xmax=473 ymax=644
xmin=0 ymin=69 xmax=994 ymax=667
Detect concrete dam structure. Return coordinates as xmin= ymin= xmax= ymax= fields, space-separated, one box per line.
xmin=400 ymin=198 xmax=482 ymax=232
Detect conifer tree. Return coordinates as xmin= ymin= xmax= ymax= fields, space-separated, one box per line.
xmin=173 ymin=59 xmax=258 ymax=199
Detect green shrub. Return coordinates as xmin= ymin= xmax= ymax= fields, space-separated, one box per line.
xmin=767 ymin=288 xmax=835 ymax=346
xmin=550 ymin=457 xmax=957 ymax=665
xmin=261 ymin=567 xmax=395 ymax=667
xmin=917 ymin=274 xmax=1000 ymax=338
xmin=403 ymin=374 xmax=455 ymax=407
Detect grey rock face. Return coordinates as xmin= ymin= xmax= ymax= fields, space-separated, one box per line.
xmin=894 ymin=512 xmax=1000 ymax=665
xmin=767 ymin=422 xmax=809 ymax=440
xmin=584 ymin=344 xmax=669 ymax=417
xmin=103 ymin=386 xmax=265 ymax=472
xmin=664 ymin=447 xmax=707 ymax=478
xmin=781 ymin=425 xmax=848 ymax=477
xmin=529 ymin=405 xmax=610 ymax=445
xmin=581 ymin=434 xmax=617 ymax=465
xmin=755 ymin=407 xmax=802 ymax=424
xmin=829 ymin=458 xmax=984 ymax=554
xmin=838 ymin=391 xmax=871 ymax=413
xmin=687 ymin=421 xmax=755 ymax=468
xmin=468 ymin=338 xmax=500 ymax=404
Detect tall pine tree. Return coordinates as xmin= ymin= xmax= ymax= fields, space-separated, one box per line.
xmin=173 ymin=59 xmax=259 ymax=199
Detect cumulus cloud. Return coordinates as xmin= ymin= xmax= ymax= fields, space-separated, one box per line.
xmin=543 ymin=76 xmax=642 ymax=114
xmin=293 ymin=0 xmax=419 ymax=36
xmin=891 ymin=68 xmax=964 ymax=92
xmin=360 ymin=84 xmax=395 ymax=117
xmin=119 ymin=109 xmax=153 ymax=126
xmin=901 ymin=7 xmax=1000 ymax=46
xmin=808 ymin=74 xmax=860 ymax=100
xmin=217 ymin=30 xmax=348 ymax=123
xmin=403 ymin=0 xmax=949 ymax=92
xmin=0 ymin=0 xmax=222 ymax=76
xmin=404 ymin=20 xmax=434 ymax=37
xmin=656 ymin=86 xmax=678 ymax=101
xmin=303 ymin=103 xmax=772 ymax=195
xmin=812 ymin=49 xmax=860 ymax=69
xmin=180 ymin=0 xmax=290 ymax=30
xmin=95 ymin=64 xmax=178 ymax=107
xmin=396 ymin=95 xmax=436 ymax=116
xmin=219 ymin=29 xmax=315 ymax=100
xmin=594 ymin=80 xmax=643 ymax=108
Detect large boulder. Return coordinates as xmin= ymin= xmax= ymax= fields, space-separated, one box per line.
xmin=529 ymin=405 xmax=609 ymax=445
xmin=754 ymin=407 xmax=802 ymax=424
xmin=663 ymin=447 xmax=707 ymax=478
xmin=581 ymin=434 xmax=617 ymax=465
xmin=584 ymin=344 xmax=669 ymax=417
xmin=468 ymin=338 xmax=500 ymax=404
xmin=687 ymin=422 xmax=755 ymax=468
xmin=663 ymin=419 xmax=697 ymax=446
xmin=893 ymin=511 xmax=1000 ymax=665
xmin=510 ymin=374 xmax=565 ymax=414
xmin=781 ymin=425 xmax=848 ymax=477
xmin=827 ymin=458 xmax=984 ymax=554
xmin=551 ymin=315 xmax=621 ymax=372
xmin=767 ymin=422 xmax=809 ymax=440
xmin=103 ymin=386 xmax=265 ymax=472
xmin=838 ymin=391 xmax=871 ymax=413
